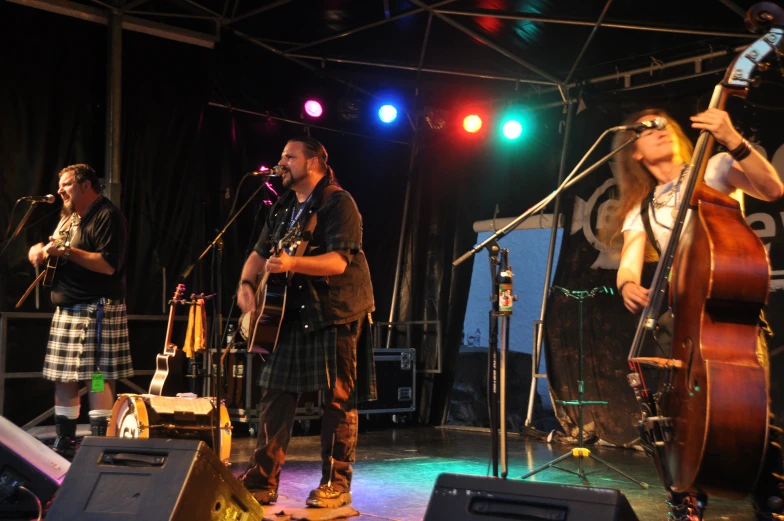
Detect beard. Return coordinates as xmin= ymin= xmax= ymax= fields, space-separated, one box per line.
xmin=60 ymin=200 xmax=74 ymax=219
xmin=281 ymin=170 xmax=295 ymax=188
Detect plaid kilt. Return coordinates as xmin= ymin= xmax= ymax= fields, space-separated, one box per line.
xmin=43 ymin=301 xmax=134 ymax=382
xmin=259 ymin=320 xmax=340 ymax=393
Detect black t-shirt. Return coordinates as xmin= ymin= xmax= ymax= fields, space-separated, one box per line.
xmin=50 ymin=196 xmax=128 ymax=306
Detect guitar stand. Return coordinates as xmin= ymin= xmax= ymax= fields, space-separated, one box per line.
xmin=521 ymin=285 xmax=647 ymax=489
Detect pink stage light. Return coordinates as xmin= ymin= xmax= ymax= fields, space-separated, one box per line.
xmin=304 ymin=100 xmax=323 ymax=118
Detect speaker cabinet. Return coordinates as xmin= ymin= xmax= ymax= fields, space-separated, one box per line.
xmin=425 ymin=473 xmax=639 ymax=521
xmin=46 ymin=437 xmax=262 ymax=521
xmin=0 ymin=415 xmax=70 ymax=518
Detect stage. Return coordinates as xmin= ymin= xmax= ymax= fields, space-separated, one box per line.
xmin=228 ymin=425 xmax=759 ymax=521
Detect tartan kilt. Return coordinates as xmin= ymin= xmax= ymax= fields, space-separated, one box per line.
xmin=42 ymin=301 xmax=134 ymax=382
xmin=259 ymin=320 xmax=339 ymax=393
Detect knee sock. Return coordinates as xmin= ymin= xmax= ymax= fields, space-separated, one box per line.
xmin=55 ymin=405 xmax=80 ymax=420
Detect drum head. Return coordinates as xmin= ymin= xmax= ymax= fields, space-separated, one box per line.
xmin=108 ymin=394 xmax=150 ymax=439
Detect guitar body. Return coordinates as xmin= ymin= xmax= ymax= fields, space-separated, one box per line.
xmin=148 ymin=345 xmax=188 ymax=396
xmin=662 ymin=187 xmax=770 ymax=498
xmin=149 ymin=284 xmax=187 ymax=396
xmin=238 ymin=279 xmax=287 ymax=355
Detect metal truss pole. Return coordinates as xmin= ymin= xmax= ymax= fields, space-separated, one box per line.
xmin=385 ymin=135 xmax=418 ymax=344
xmin=525 ymin=97 xmax=575 ymax=427
xmin=105 ymin=4 xmax=123 ymax=206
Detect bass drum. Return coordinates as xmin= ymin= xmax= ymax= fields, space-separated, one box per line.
xmin=107 ymin=394 xmax=232 ymax=465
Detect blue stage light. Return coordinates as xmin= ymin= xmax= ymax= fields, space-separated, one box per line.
xmin=378 ymin=105 xmax=398 ymax=123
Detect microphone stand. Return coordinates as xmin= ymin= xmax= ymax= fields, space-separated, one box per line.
xmin=179 ymin=177 xmax=277 ymax=461
xmin=520 ymin=285 xmax=646 ymax=488
xmin=453 ymin=128 xmax=642 ymax=478
xmin=0 ymin=201 xmax=45 ymax=260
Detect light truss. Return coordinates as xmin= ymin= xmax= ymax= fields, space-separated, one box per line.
xmin=7 ymin=0 xmax=218 ymax=47
xmin=6 ymin=0 xmax=758 ymax=96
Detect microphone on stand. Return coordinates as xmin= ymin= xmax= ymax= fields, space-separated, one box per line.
xmin=610 ymin=117 xmax=667 ymax=133
xmin=247 ymin=166 xmax=284 ymax=177
xmin=18 ymin=194 xmax=56 ymax=204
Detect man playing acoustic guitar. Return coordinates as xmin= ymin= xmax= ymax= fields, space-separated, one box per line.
xmin=236 ymin=137 xmax=375 ymax=509
xmin=27 ymin=164 xmax=131 ymax=459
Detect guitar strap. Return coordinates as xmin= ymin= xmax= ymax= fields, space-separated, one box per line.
xmin=183 ymin=304 xmax=194 ymax=358
xmin=640 ymin=196 xmax=662 ymax=257
xmin=291 ymin=184 xmax=341 ymax=268
xmin=183 ymin=298 xmax=207 ymax=359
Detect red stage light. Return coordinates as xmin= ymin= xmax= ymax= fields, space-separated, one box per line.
xmin=463 ymin=115 xmax=483 ymax=133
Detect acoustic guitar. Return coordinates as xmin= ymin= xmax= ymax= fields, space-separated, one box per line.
xmin=43 ymin=213 xmax=80 ymax=287
xmin=238 ymin=224 xmax=304 ymax=355
xmin=148 ymin=284 xmax=188 ymax=396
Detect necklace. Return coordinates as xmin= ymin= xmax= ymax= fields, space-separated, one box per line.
xmin=651 ymin=166 xmax=688 ymax=218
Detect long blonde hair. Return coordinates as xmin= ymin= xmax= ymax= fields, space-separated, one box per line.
xmin=604 ymin=109 xmax=694 ymax=255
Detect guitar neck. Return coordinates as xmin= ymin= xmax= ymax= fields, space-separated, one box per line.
xmin=164 ymin=303 xmax=176 ymax=351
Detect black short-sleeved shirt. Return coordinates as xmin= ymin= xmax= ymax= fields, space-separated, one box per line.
xmin=253 ymin=176 xmax=374 ymax=331
xmin=51 ymin=196 xmax=128 ymax=306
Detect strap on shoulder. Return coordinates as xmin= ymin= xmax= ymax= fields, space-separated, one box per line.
xmin=640 ymin=195 xmax=662 ymax=257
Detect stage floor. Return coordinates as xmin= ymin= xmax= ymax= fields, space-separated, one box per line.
xmin=228 ymin=425 xmax=760 ymax=521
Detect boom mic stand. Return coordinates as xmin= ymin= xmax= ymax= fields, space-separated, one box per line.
xmin=179 ymin=175 xmax=278 ymax=460
xmin=520 ymin=286 xmax=647 ymax=488
xmin=454 ymin=128 xmax=642 ymax=478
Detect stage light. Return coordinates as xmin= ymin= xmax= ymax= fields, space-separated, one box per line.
xmin=463 ymin=115 xmax=483 ymax=133
xmin=378 ymin=104 xmax=398 ymax=123
xmin=502 ymin=120 xmax=523 ymax=140
xmin=304 ymin=100 xmax=323 ymax=118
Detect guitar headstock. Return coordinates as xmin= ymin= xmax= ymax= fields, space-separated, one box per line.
xmin=171 ymin=283 xmax=186 ymax=304
xmin=275 ymin=224 xmax=304 ymax=254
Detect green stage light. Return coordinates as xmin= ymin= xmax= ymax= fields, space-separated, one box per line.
xmin=502 ymin=120 xmax=523 ymax=140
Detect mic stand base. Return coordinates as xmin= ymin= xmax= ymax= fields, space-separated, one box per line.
xmin=521 ymin=288 xmax=647 ymax=489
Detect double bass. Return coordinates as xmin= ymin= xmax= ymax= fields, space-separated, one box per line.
xmin=627 ymin=1 xmax=784 ymax=507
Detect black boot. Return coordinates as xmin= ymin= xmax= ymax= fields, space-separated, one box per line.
xmin=53 ymin=415 xmax=77 ymax=460
xmin=89 ymin=414 xmax=109 ymax=436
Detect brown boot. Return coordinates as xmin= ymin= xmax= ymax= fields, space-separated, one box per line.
xmin=305 ymin=484 xmax=351 ymax=508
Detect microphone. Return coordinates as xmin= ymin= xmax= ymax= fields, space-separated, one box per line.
xmin=248 ymin=165 xmax=284 ymax=177
xmin=19 ymin=194 xmax=56 ymax=204
xmin=611 ymin=117 xmax=667 ymax=133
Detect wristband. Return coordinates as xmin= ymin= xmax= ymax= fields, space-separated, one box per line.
xmin=729 ymin=138 xmax=752 ymax=162
xmin=240 ymin=279 xmax=255 ymax=290
xmin=618 ymin=281 xmax=634 ymax=294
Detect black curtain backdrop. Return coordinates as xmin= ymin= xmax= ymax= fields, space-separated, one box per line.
xmin=0 ymin=5 xmax=413 ymax=422
xmin=0 ymin=3 xmax=571 ymax=427
xmin=0 ymin=4 xmax=411 ymax=320
xmin=544 ymin=72 xmax=784 ymax=446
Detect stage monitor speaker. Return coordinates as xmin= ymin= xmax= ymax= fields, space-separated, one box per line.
xmin=0 ymin=415 xmax=70 ymax=519
xmin=425 ymin=473 xmax=639 ymax=521
xmin=46 ymin=437 xmax=263 ymax=521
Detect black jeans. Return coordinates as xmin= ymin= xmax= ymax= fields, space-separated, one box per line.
xmin=242 ymin=321 xmax=361 ymax=493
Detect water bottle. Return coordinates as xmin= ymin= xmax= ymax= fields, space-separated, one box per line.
xmin=474 ymin=328 xmax=481 ymax=347
xmin=226 ymin=323 xmax=235 ymax=348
